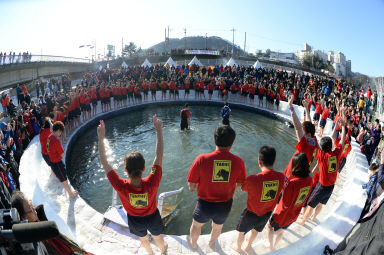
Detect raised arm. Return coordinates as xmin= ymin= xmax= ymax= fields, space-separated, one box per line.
xmin=152 ymin=114 xmax=164 ymax=167
xmin=97 ymin=120 xmax=113 ymax=174
xmin=338 ymin=110 xmax=347 ymax=147
xmin=302 ymin=99 xmax=311 ymax=122
xmin=288 ymin=95 xmax=304 ymax=141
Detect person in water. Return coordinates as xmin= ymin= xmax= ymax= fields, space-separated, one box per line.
xmin=180 ymin=103 xmax=191 ymax=130
xmin=221 ymin=102 xmax=231 ymax=126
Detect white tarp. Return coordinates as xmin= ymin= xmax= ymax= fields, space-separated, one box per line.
xmin=253 ymin=60 xmax=264 ymax=69
xmin=141 ymin=58 xmax=152 ymax=67
xmin=225 ymin=57 xmax=238 ymax=67
xmin=188 ymin=56 xmax=203 ymax=67
xmin=121 ymin=61 xmax=128 ymax=68
xmin=164 ymin=57 xmax=177 ymax=67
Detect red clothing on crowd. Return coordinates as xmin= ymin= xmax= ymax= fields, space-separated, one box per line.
xmin=230 ymin=84 xmax=238 ymax=92
xmin=259 ymin=86 xmax=265 ymax=95
xmin=47 ymin=135 xmax=64 ymax=163
xmin=249 ymin=86 xmax=256 ymax=95
xmin=150 ymin=82 xmax=157 ymax=90
xmin=242 ymin=169 xmax=286 ymax=216
xmin=316 ymin=146 xmax=343 ymax=186
xmin=315 ymin=103 xmax=322 ymax=114
xmin=241 ymin=84 xmax=249 ymax=93
xmin=321 ymin=108 xmax=329 ymax=120
xmin=187 ymin=149 xmax=246 ymax=202
xmin=208 ymin=83 xmax=215 ymax=91
xmin=160 ymin=81 xmax=167 ymax=90
xmin=142 ymin=83 xmax=149 ymax=91
xmin=107 ymin=165 xmax=162 ymax=216
xmin=40 ymin=128 xmax=52 ymax=155
xmin=285 ymin=136 xmax=318 ymax=180
xmin=272 ymin=176 xmax=312 ymax=227
xmin=169 ymin=81 xmax=176 ymax=90
xmin=184 ymin=82 xmax=190 ymax=90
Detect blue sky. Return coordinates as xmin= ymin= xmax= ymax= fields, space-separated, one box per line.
xmin=0 ymin=0 xmax=383 ymax=77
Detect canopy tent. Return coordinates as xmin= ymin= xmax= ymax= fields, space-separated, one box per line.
xmin=253 ymin=60 xmax=264 ymax=69
xmin=164 ymin=57 xmax=177 ymax=67
xmin=225 ymin=57 xmax=238 ymax=67
xmin=121 ymin=61 xmax=128 ymax=68
xmin=188 ymin=56 xmax=203 ymax=67
xmin=141 ymin=58 xmax=152 ymax=68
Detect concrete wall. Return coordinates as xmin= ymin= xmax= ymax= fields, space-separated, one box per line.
xmin=0 ymin=62 xmax=94 ymax=89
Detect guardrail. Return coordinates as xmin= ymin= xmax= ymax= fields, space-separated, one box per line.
xmin=0 ymin=54 xmax=91 ymax=65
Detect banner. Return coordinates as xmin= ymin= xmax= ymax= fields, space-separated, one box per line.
xmin=185 ymin=50 xmax=219 ymax=55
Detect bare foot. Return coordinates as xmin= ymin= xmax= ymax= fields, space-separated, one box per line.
xmin=160 ymin=242 xmax=168 ymax=254
xmin=230 ymin=242 xmax=242 ymax=253
xmin=244 ymin=239 xmax=252 ymax=252
xmin=262 ymin=240 xmax=274 ymax=251
xmin=297 ymin=220 xmax=305 ymax=226
xmin=208 ymin=239 xmax=216 ymax=247
xmin=186 ymin=235 xmax=197 ymax=249
xmin=69 ymin=190 xmax=79 ymax=198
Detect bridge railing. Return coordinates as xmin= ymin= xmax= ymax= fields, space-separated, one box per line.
xmin=0 ymin=54 xmax=91 ymax=65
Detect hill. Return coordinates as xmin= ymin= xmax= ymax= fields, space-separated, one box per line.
xmin=148 ymin=36 xmax=246 ymax=56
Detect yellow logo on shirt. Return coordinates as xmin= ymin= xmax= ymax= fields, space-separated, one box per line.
xmin=212 ymin=160 xmax=231 ymax=182
xmin=151 ymin=166 xmax=156 ymax=174
xmin=295 ymin=186 xmax=310 ymax=205
xmin=343 ymin=144 xmax=349 ymax=154
xmin=261 ymin=180 xmax=279 ymax=202
xmin=311 ymin=148 xmax=317 ymax=164
xmin=129 ymin=193 xmax=148 ymax=208
xmin=328 ymin=156 xmax=337 ymax=173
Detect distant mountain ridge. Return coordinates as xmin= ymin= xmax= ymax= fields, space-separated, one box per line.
xmin=148 ymin=36 xmax=246 ymax=55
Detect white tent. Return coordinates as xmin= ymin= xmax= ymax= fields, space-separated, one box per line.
xmin=188 ymin=56 xmax=203 ymax=67
xmin=164 ymin=57 xmax=177 ymax=67
xmin=253 ymin=60 xmax=264 ymax=69
xmin=121 ymin=61 xmax=128 ymax=68
xmin=98 ymin=65 xmax=103 ymax=71
xmin=225 ymin=57 xmax=238 ymax=67
xmin=141 ymin=58 xmax=152 ymax=68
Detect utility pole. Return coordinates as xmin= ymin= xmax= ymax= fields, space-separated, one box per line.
xmin=167 ymin=26 xmax=170 ymax=55
xmin=205 ymin=33 xmax=208 ymax=49
xmin=230 ymin=28 xmax=236 ymax=56
xmin=121 ymin=38 xmax=124 ymax=57
xmin=244 ymin=32 xmax=246 ymax=56
xmin=184 ymin=28 xmax=187 ymax=49
xmin=164 ymin=28 xmax=167 ymax=54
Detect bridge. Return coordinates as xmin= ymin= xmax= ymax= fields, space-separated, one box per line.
xmin=0 ymin=55 xmax=94 ymax=89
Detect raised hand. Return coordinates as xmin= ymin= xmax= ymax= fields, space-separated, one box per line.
xmin=302 ymin=99 xmax=309 ymax=109
xmin=97 ymin=120 xmax=106 ymax=139
xmin=288 ymin=95 xmax=294 ymax=108
xmin=153 ymin=114 xmax=163 ymax=131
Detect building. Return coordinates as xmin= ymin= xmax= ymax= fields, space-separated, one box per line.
xmin=332 ymin=52 xmax=347 ymax=77
xmin=346 ymin=60 xmax=352 ymax=77
xmin=269 ymin=51 xmax=298 ymax=64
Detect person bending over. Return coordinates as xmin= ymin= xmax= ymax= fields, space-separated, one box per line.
xmin=97 ymin=115 xmax=167 ymax=255
xmin=187 ymin=125 xmax=246 ymax=249
xmin=180 ymin=104 xmax=190 ymax=130
xmin=47 ymin=121 xmax=78 ymax=198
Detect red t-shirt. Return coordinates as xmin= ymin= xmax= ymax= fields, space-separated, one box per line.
xmin=208 ymin=83 xmax=215 ymax=91
xmin=335 ymin=136 xmax=351 ymax=159
xmin=259 ymin=87 xmax=265 ymax=95
xmin=249 ymin=86 xmax=256 ymax=95
xmin=315 ymin=103 xmax=322 ymax=114
xmin=160 ymin=81 xmax=167 ymax=89
xmin=272 ymin=176 xmax=312 ymax=227
xmin=242 ymin=169 xmax=286 ymax=216
xmin=180 ymin=109 xmax=190 ymax=119
xmin=187 ymin=150 xmax=246 ymax=202
xmin=241 ymin=84 xmax=249 ymax=93
xmin=40 ymin=128 xmax=51 ymax=155
xmin=316 ymin=146 xmax=342 ymax=186
xmin=107 ymin=165 xmax=162 ymax=216
xmin=321 ymin=108 xmax=329 ymax=120
xmin=47 ymin=135 xmax=64 ymax=163
xmin=230 ymin=84 xmax=238 ymax=92
xmin=184 ymin=82 xmax=190 ymax=89
xmin=285 ymin=136 xmax=318 ymax=180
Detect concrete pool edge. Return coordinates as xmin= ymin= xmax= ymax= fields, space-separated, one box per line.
xmin=19 ymin=96 xmax=368 ymax=254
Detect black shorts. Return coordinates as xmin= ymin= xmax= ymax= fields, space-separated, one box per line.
xmin=258 ymin=94 xmax=264 ymax=100
xmin=236 ymin=208 xmax=272 ymax=233
xmin=208 ymin=90 xmax=213 ymax=94
xmin=85 ymin=104 xmax=91 ymax=112
xmin=269 ymin=216 xmax=291 ymax=231
xmin=50 ymin=161 xmax=68 ymax=182
xmin=249 ymin=94 xmax=255 ymax=99
xmin=319 ymin=118 xmax=327 ymax=128
xmin=91 ymin=99 xmax=97 ymax=106
xmin=127 ymin=209 xmax=164 ymax=237
xmin=63 ymin=117 xmax=68 ymax=125
xmin=193 ymin=198 xmax=233 ymax=225
xmin=185 ymin=89 xmax=190 ymax=94
xmin=80 ymin=104 xmax=85 ymax=111
xmin=128 ymin=92 xmax=134 ymax=98
xmin=306 ymin=183 xmax=334 ymax=208
xmin=231 ymin=90 xmax=238 ymax=94
xmin=175 ymin=90 xmax=179 ymax=95
xmin=151 ymin=90 xmax=156 ymax=94
xmin=42 ymin=154 xmax=51 ymax=167
xmin=241 ymin=92 xmax=248 ymax=96
xmin=313 ymin=113 xmax=321 ymax=122
xmin=75 ymin=108 xmax=81 ymax=117
xmin=170 ymin=90 xmax=175 ymax=94
xmin=144 ymin=90 xmax=149 ymax=95
xmin=275 ymin=99 xmax=280 ymax=106
xmin=113 ymin=95 xmax=119 ymax=101
xmin=180 ymin=121 xmax=189 ymax=130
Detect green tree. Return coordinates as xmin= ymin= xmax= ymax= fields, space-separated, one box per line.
xmin=264 ymin=49 xmax=271 ymax=58
xmin=256 ymin=50 xmax=263 ymax=58
xmin=122 ymin=42 xmax=137 ymax=57
xmin=326 ymin=61 xmax=335 ymax=73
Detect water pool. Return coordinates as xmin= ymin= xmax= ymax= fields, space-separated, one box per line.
xmin=68 ymin=104 xmax=297 ymax=235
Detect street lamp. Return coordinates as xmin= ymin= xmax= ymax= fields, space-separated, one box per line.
xmin=79 ymin=42 xmax=96 ymax=62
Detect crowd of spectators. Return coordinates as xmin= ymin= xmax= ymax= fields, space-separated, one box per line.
xmin=0 ymin=62 xmax=381 ymax=254
xmin=0 ymin=51 xmax=32 ymax=65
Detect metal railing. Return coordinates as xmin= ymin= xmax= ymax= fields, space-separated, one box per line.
xmin=0 ymin=54 xmax=91 ymax=65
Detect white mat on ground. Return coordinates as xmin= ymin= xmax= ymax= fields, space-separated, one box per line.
xmin=103 ymin=207 xmax=129 ymax=228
